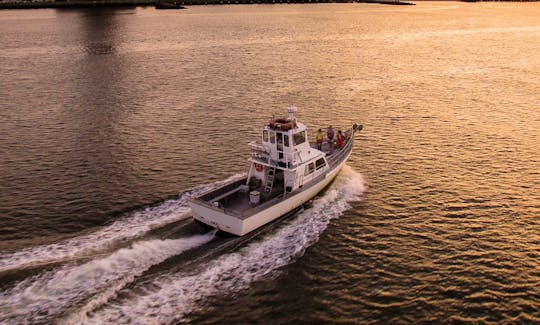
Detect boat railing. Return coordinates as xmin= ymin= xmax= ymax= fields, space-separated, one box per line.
xmin=249 ymin=141 xmax=296 ymax=169
xmin=327 ymin=128 xmax=355 ymax=169
xmin=249 ymin=141 xmax=270 ymax=162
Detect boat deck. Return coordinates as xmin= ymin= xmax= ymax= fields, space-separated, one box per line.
xmin=217 ymin=183 xmax=287 ymax=219
xmin=310 ymin=129 xmax=353 ymax=170
xmin=222 ymin=191 xmax=251 ymax=212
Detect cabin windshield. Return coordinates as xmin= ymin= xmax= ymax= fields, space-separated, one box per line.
xmin=293 ymin=131 xmax=306 ymax=146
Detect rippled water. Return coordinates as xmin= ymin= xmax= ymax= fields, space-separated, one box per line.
xmin=1 ymin=2 xmax=539 ymax=324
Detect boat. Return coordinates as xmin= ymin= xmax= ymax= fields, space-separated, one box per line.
xmin=189 ymin=106 xmax=362 ymax=236
xmin=359 ymin=0 xmax=415 ymax=4
xmin=154 ymin=1 xmax=185 ymax=9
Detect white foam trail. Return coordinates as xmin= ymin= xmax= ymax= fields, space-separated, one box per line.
xmin=0 ymin=174 xmax=243 ymax=274
xmin=0 ymin=232 xmax=216 ymax=324
xmin=75 ymin=165 xmax=366 ymax=325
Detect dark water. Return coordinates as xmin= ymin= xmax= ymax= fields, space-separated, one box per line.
xmin=1 ymin=3 xmax=539 ymax=324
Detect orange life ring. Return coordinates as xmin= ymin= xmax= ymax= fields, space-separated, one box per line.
xmin=255 ymin=163 xmax=263 ymax=172
xmin=267 ymin=117 xmax=296 ymax=131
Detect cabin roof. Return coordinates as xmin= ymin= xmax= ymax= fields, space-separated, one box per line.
xmin=264 ymin=122 xmax=306 ymax=133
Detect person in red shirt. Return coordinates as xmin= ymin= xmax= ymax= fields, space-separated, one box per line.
xmin=337 ymin=130 xmax=344 ymax=149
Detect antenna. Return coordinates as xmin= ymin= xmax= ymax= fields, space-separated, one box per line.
xmin=287 ymin=106 xmax=297 ymax=120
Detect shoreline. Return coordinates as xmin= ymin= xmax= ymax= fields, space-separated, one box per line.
xmin=0 ymin=0 xmax=150 ymax=9
xmin=1 ymin=0 xmax=538 ymax=10
xmin=0 ymin=0 xmax=415 ymax=10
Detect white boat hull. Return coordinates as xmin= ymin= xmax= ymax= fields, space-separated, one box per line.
xmin=190 ymin=151 xmax=350 ymax=236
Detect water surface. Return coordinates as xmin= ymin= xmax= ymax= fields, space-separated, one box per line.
xmin=1 ymin=2 xmax=539 ymax=323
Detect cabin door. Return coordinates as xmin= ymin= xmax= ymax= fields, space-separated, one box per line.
xmin=276 ymin=132 xmax=284 ymax=162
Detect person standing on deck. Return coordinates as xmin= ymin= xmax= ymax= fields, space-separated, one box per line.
xmin=337 ymin=130 xmax=344 ymax=149
xmin=316 ymin=128 xmax=324 ymax=150
xmin=327 ymin=125 xmax=335 ymax=154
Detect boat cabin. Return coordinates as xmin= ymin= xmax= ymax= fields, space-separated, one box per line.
xmin=247 ymin=107 xmax=329 ymax=201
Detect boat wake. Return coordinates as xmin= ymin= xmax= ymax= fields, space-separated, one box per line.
xmin=0 ymin=166 xmax=365 ymax=324
xmin=68 ymin=165 xmax=366 ymax=324
xmin=0 ymin=174 xmax=244 ymax=275
xmin=0 ymin=233 xmax=216 ymax=324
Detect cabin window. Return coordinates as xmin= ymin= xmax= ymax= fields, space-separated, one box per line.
xmin=283 ymin=134 xmax=289 ymax=147
xmin=304 ymin=162 xmax=315 ymax=176
xmin=263 ymin=130 xmax=268 ymax=142
xmin=276 ymin=132 xmax=283 ymax=150
xmin=270 ymin=131 xmax=276 ymax=144
xmin=293 ymin=131 xmax=306 ymax=146
xmin=316 ymin=158 xmax=326 ymax=170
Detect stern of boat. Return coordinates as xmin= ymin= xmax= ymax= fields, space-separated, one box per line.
xmin=189 ymin=199 xmax=246 ymax=236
